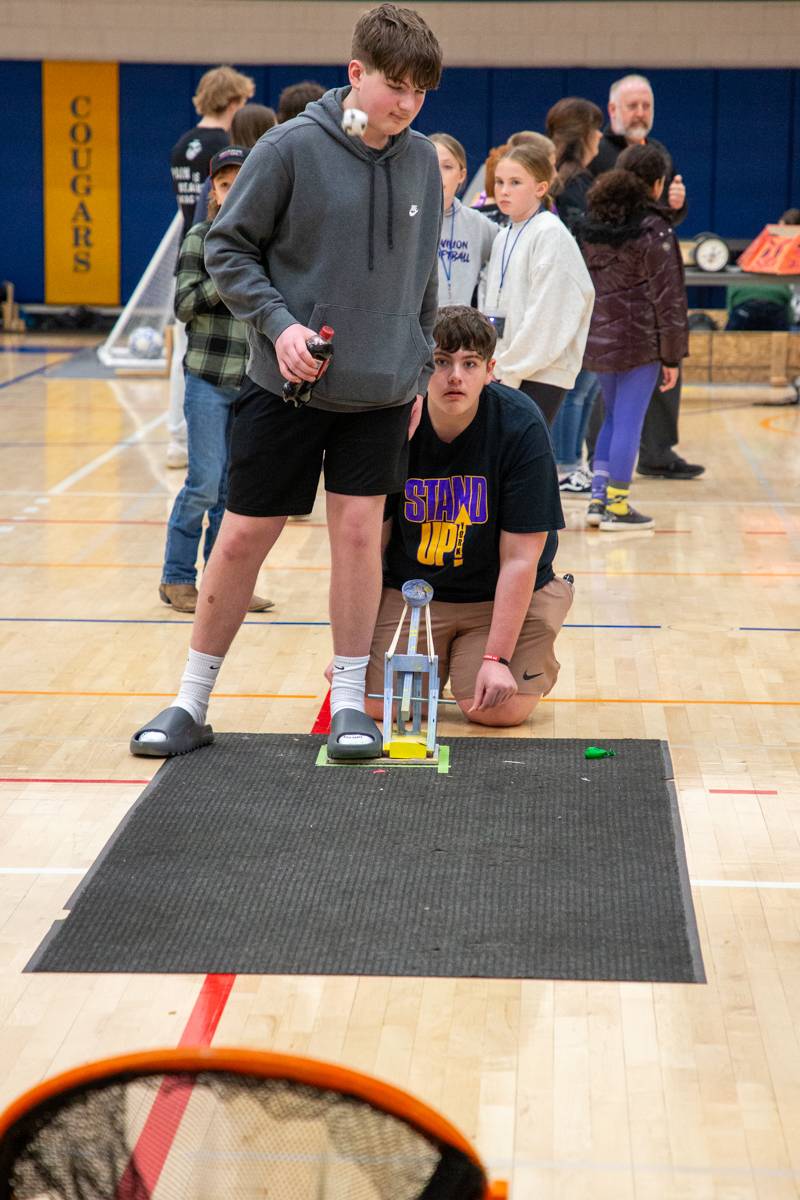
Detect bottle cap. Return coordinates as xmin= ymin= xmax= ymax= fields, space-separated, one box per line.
xmin=319 ymin=326 xmax=334 ymax=340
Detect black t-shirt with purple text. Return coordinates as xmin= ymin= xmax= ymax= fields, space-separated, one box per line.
xmin=383 ymin=382 xmax=564 ymax=603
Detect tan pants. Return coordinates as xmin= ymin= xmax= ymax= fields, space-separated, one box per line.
xmin=366 ymin=576 xmax=574 ymax=702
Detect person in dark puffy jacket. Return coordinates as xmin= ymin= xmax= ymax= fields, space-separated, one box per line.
xmin=577 ymin=167 xmax=688 ymax=530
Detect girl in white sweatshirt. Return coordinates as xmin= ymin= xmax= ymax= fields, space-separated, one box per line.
xmin=479 ymin=142 xmax=595 ymax=425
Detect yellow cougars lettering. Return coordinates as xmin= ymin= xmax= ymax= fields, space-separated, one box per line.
xmin=43 ymin=62 xmax=119 ymax=303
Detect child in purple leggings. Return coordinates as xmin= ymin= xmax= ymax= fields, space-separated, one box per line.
xmin=577 ymin=161 xmax=687 ymax=530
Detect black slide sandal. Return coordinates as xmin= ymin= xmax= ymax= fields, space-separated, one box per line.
xmin=130 ymin=706 xmax=214 ymax=759
xmin=327 ymin=708 xmax=382 ymax=761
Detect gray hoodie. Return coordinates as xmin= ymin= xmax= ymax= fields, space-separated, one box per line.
xmin=204 ymin=87 xmax=443 ymax=412
xmin=437 ymin=199 xmax=499 ymax=306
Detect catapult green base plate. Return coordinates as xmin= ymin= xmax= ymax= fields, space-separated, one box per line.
xmin=316 ymin=744 xmax=450 ymax=773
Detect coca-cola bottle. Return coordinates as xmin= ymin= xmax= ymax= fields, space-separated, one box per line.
xmin=282 ymin=326 xmax=335 ymax=407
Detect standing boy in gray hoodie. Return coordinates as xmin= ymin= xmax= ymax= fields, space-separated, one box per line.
xmin=131 ymin=4 xmax=443 ymax=762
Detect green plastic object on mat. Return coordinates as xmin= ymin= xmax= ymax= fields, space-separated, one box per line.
xmin=584 ymin=746 xmax=617 ymax=759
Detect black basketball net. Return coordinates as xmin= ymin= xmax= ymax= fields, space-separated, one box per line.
xmin=1 ymin=1070 xmax=486 ymax=1200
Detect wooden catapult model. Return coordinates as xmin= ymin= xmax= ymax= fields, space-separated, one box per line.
xmin=382 ymin=579 xmax=441 ymax=762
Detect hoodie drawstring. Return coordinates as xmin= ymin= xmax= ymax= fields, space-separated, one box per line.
xmin=368 ymin=163 xmax=376 ymax=272
xmin=385 ymin=160 xmax=394 ymax=251
xmin=367 ymin=160 xmax=394 ymax=271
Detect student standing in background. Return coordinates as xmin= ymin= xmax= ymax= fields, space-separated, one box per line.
xmin=480 ymin=142 xmax=594 ymax=427
xmin=166 ymin=66 xmax=255 ymax=470
xmin=547 ymin=96 xmax=604 ymax=491
xmin=579 ymin=167 xmax=688 ymax=530
xmin=430 ymin=133 xmax=498 ymax=306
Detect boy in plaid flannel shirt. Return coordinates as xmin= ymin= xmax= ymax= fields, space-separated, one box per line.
xmin=160 ymin=146 xmax=272 ymax=615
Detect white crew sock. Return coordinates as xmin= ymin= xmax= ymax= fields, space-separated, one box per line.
xmin=174 ymin=648 xmax=224 ymax=724
xmin=138 ymin=649 xmax=224 ymax=743
xmin=329 ymin=654 xmax=369 ymax=717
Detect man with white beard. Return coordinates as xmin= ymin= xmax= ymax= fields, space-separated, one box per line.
xmin=590 ymin=74 xmax=687 ymax=221
xmin=587 ymin=74 xmax=704 ymax=480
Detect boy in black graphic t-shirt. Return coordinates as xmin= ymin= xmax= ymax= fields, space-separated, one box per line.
xmin=365 ymin=306 xmax=573 ymax=727
xmin=170 ymin=66 xmax=255 ymax=239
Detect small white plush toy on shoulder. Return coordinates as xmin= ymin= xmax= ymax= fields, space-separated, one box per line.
xmin=341 ymin=107 xmax=369 ymax=138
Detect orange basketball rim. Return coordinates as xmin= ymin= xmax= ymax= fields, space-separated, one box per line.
xmin=0 ymin=1046 xmax=509 ymax=1199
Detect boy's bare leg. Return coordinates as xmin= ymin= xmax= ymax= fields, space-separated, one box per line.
xmin=324 ymin=492 xmax=385 ymax=756
xmin=131 ymin=510 xmax=287 ymax=754
xmin=325 ymin=493 xmax=385 ymax=656
xmin=191 ymin=511 xmax=287 ymax=655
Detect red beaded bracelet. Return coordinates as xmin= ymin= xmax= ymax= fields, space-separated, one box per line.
xmin=483 ymin=654 xmax=510 ymax=667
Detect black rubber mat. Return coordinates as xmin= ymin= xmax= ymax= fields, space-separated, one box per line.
xmin=28 ymin=735 xmax=704 ymax=982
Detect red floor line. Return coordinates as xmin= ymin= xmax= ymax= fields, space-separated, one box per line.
xmin=120 ymin=697 xmax=332 ymax=1187
xmin=117 ymin=975 xmax=236 ymax=1197
xmin=708 ymin=788 xmax=778 ymax=795
xmin=311 ymin=688 xmax=332 ymax=734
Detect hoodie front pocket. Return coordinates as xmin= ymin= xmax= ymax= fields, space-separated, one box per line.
xmin=307 ymin=304 xmax=430 ymax=406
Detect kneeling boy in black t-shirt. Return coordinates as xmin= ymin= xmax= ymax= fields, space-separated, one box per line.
xmin=366 ymin=306 xmax=573 ymax=727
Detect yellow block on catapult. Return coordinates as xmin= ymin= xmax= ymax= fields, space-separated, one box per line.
xmin=387 ymin=735 xmax=430 ymax=760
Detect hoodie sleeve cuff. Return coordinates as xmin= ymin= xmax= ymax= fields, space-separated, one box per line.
xmin=263 ymin=308 xmax=299 ymax=345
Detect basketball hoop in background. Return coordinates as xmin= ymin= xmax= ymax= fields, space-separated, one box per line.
xmin=0 ymin=1047 xmax=508 ymax=1199
xmin=738 ymin=224 xmax=800 ymax=275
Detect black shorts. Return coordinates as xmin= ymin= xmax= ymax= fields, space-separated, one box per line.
xmin=227 ymin=377 xmax=413 ymax=517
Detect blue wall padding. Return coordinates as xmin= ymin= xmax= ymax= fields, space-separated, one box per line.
xmin=489 ymin=67 xmax=566 ymax=148
xmin=3 ymin=62 xmax=44 ymax=302
xmin=3 ymin=61 xmax=799 ymax=303
xmin=413 ymin=65 xmax=491 ymax=174
xmin=713 ymin=70 xmax=794 ymax=234
xmin=118 ymin=64 xmax=198 ymax=299
xmin=792 ymin=76 xmax=800 ymax=206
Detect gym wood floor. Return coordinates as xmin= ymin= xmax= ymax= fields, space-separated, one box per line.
xmin=1 ymin=335 xmax=799 ymax=1199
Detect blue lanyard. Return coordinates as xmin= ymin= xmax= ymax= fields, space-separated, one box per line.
xmin=439 ymin=205 xmax=458 ymax=290
xmin=497 ymin=207 xmax=541 ymax=300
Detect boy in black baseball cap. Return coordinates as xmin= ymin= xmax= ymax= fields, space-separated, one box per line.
xmin=209 ymin=145 xmax=249 ymax=182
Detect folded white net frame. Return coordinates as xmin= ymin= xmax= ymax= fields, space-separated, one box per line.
xmin=97 ymin=212 xmax=183 ymax=375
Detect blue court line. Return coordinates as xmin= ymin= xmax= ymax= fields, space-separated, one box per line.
xmin=565 ymin=623 xmax=661 ymax=629
xmin=740 ymin=626 xmax=800 ymax=632
xmin=0 ymin=345 xmax=88 ymax=354
xmin=0 ymin=617 xmax=660 ymax=629
xmin=0 ymin=363 xmax=63 ymax=391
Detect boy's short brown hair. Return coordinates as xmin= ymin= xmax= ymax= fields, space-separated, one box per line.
xmin=433 ymin=306 xmax=497 ymax=361
xmin=352 ymin=3 xmax=443 ymax=92
xmin=193 ymin=66 xmax=255 ymax=117
xmin=277 ymin=80 xmax=326 ymax=123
